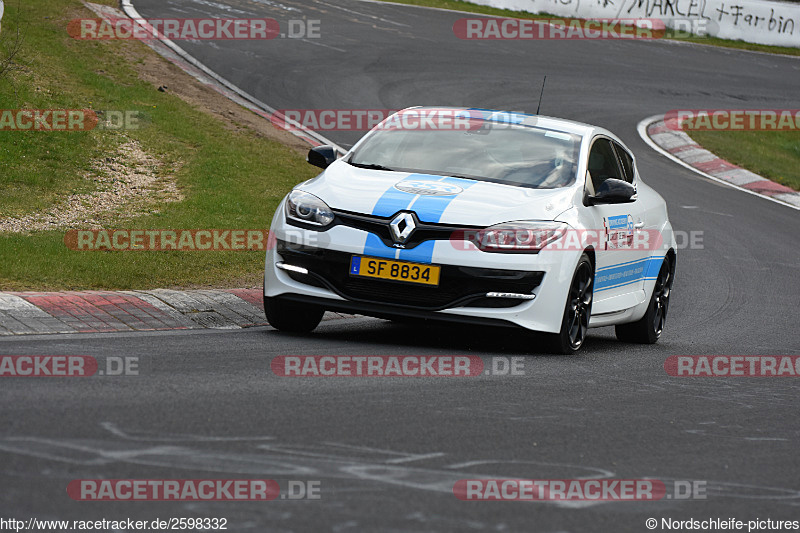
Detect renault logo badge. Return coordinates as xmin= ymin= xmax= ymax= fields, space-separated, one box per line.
xmin=389 ymin=212 xmax=416 ymax=244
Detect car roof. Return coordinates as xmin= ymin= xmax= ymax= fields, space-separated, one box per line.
xmin=400 ymin=106 xmax=618 ymax=142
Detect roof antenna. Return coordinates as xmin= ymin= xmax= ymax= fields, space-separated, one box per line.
xmin=536 ymin=75 xmax=547 ymax=115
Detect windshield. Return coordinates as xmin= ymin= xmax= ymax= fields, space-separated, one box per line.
xmin=348 ymin=121 xmax=582 ymax=189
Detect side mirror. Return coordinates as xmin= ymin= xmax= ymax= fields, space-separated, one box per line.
xmin=307 ymin=145 xmax=337 ymax=169
xmin=587 ymin=178 xmax=636 ymax=205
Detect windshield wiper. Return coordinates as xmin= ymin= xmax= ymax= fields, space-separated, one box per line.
xmin=348 ymin=161 xmax=396 ymax=171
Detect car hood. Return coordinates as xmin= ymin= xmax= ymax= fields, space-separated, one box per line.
xmin=297 ymin=161 xmax=577 ymax=226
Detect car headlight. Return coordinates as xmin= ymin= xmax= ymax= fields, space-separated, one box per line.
xmin=471 ymin=221 xmax=569 ymax=253
xmin=285 ymin=190 xmax=334 ymax=228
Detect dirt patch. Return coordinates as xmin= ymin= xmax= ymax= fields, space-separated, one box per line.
xmin=0 ymin=139 xmax=182 ymax=233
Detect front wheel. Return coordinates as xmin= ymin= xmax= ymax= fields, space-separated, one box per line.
xmin=263 ymin=295 xmax=324 ymax=333
xmin=615 ymin=256 xmax=673 ymax=344
xmin=545 ymin=253 xmax=593 ymax=355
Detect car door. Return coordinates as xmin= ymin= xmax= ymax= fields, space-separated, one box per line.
xmin=585 ymin=137 xmax=649 ymax=312
xmin=613 ymin=140 xmax=669 ymax=288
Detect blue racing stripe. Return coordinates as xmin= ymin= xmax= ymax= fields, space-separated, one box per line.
xmin=370 ymin=174 xmax=441 ymax=217
xmin=595 ymin=256 xmax=663 ymax=292
xmin=365 ymin=174 xmax=476 ymax=264
xmin=397 ymin=241 xmax=435 ymax=263
xmin=644 ymin=255 xmax=663 ymax=279
xmin=596 ymin=257 xmax=651 ymax=272
xmin=363 ymin=232 xmax=396 ymax=260
xmin=408 ymin=177 xmax=476 ymax=223
xmin=370 ymin=186 xmax=416 ymax=217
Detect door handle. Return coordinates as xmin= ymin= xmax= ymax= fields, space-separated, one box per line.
xmin=634 ymin=221 xmax=645 ymax=229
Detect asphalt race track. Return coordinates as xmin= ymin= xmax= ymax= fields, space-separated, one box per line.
xmin=1 ymin=1 xmax=799 ymax=531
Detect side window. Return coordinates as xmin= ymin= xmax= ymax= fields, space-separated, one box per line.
xmin=587 ymin=138 xmax=624 ymax=193
xmin=613 ymin=142 xmax=635 ymax=183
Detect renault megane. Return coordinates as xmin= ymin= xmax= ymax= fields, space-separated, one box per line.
xmin=264 ymin=107 xmax=676 ymax=354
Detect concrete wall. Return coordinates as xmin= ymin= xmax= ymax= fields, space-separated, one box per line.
xmin=463 ymin=0 xmax=800 ymax=47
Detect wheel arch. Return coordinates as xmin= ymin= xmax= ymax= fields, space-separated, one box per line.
xmin=583 ymin=246 xmax=596 ymax=273
xmin=665 ymin=248 xmax=677 ymax=281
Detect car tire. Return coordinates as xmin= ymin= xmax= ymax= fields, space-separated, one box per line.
xmin=263 ymin=295 xmax=324 ymax=333
xmin=615 ymin=256 xmax=673 ymax=344
xmin=545 ymin=253 xmax=593 ymax=355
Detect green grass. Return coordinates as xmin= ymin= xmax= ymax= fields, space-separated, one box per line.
xmin=376 ymin=0 xmax=800 ymax=56
xmin=687 ymin=129 xmax=800 ymax=191
xmin=0 ymin=0 xmax=317 ymax=290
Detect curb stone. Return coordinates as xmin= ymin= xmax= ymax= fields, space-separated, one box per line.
xmin=640 ymin=115 xmax=800 ymax=209
xmin=0 ymin=289 xmax=352 ymax=336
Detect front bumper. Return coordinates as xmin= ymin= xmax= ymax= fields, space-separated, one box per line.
xmin=264 ymin=204 xmax=585 ymax=334
xmin=275 ymin=241 xmax=545 ymax=311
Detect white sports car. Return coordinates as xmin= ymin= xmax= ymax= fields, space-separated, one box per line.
xmin=264 ymin=107 xmax=676 ymax=353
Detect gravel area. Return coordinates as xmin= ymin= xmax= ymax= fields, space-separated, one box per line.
xmin=0 ymin=139 xmax=183 ymax=233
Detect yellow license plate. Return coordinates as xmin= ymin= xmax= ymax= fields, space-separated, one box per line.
xmin=349 ymin=256 xmax=440 ymax=286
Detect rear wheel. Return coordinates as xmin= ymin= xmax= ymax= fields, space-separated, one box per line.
xmin=546 ymin=253 xmax=593 ymax=355
xmin=615 ymin=257 xmax=673 ymax=344
xmin=263 ymin=294 xmax=324 ymax=333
